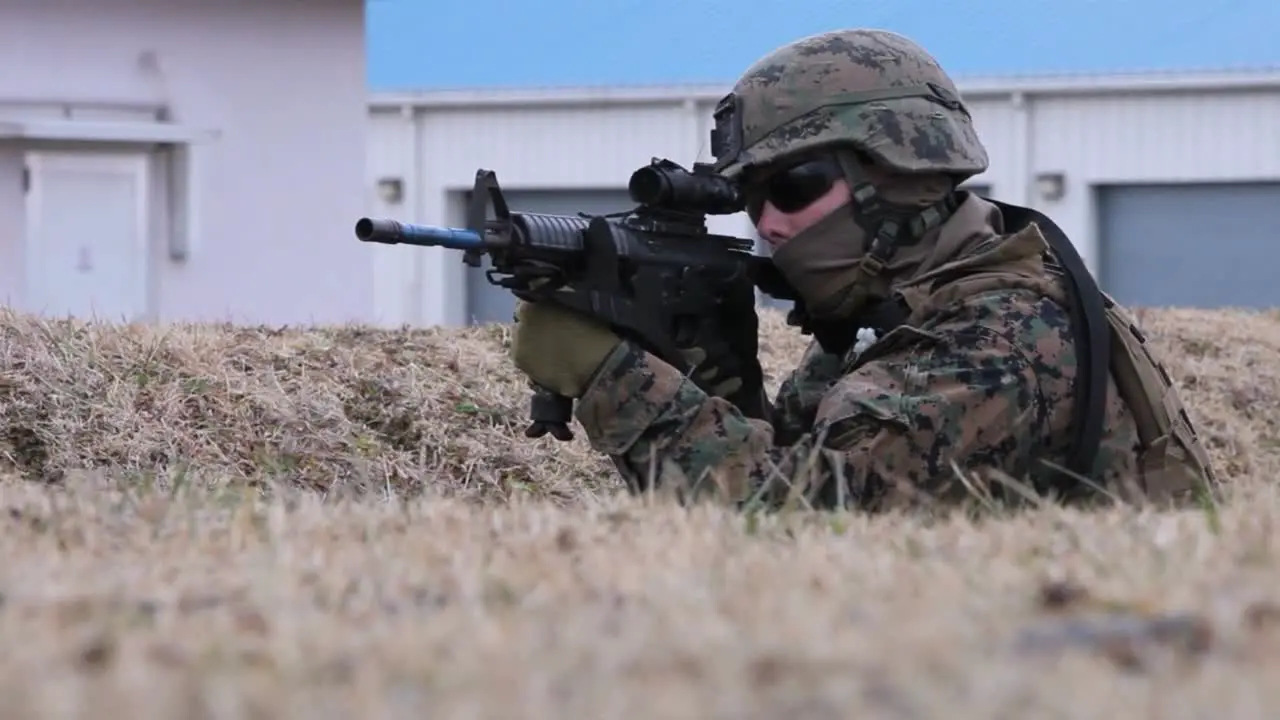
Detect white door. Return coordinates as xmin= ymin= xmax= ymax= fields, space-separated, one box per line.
xmin=24 ymin=150 xmax=150 ymax=321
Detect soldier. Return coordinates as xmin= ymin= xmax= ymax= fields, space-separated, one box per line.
xmin=508 ymin=28 xmax=1218 ymax=512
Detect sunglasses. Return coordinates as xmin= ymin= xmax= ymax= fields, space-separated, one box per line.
xmin=745 ymin=155 xmax=845 ymax=221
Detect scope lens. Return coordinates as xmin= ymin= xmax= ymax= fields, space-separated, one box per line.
xmin=628 ymin=168 xmax=664 ymax=203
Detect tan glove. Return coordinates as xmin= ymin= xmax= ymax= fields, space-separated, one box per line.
xmin=510 ymin=300 xmax=623 ymax=398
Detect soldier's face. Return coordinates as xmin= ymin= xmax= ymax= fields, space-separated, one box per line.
xmin=747 ymin=156 xmax=851 ymax=250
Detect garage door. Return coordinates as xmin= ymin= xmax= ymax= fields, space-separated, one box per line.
xmin=755 ymin=181 xmax=994 ymax=312
xmin=1097 ymin=182 xmax=1280 ymax=309
xmin=462 ymin=188 xmax=636 ymax=325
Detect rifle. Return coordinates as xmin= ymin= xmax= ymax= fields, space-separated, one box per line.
xmin=354 ymin=157 xmax=794 ymax=442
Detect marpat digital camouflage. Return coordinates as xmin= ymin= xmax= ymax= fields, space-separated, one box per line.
xmin=712 ymin=28 xmax=988 ymax=180
xmin=573 ymin=193 xmax=1209 ymax=511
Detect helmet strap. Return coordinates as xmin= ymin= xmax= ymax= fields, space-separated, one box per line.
xmin=828 ymin=148 xmax=959 ymax=312
xmin=778 ymin=148 xmax=964 ymax=355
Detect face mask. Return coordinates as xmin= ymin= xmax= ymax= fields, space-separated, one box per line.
xmin=768 ymin=201 xmax=869 ymax=319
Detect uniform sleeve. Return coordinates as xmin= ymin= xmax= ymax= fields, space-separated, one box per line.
xmin=767 ymin=340 xmax=844 ymax=446
xmin=572 ymin=290 xmax=1073 ymax=511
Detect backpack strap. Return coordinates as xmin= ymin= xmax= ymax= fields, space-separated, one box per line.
xmin=987 ymin=199 xmax=1111 ymax=492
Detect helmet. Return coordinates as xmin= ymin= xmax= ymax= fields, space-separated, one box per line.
xmin=711 ymin=28 xmax=989 ymax=181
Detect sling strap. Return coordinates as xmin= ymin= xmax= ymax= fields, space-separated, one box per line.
xmin=987 ymin=199 xmax=1111 ymax=490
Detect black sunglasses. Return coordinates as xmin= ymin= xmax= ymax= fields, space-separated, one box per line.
xmin=745 ymin=155 xmax=845 ymax=221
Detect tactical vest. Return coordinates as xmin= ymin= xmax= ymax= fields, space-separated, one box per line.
xmin=777 ymin=198 xmax=1219 ymax=506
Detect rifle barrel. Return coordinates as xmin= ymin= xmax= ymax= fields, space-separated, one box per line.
xmin=354 ymin=217 xmax=486 ymax=250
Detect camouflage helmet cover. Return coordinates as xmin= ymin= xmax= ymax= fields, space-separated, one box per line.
xmin=711 ymin=29 xmax=990 ymax=181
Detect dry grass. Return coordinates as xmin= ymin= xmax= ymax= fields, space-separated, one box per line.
xmin=0 ymin=304 xmax=1279 ymax=717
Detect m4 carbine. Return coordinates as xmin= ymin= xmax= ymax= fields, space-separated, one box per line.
xmin=354 ymin=158 xmax=792 ymax=442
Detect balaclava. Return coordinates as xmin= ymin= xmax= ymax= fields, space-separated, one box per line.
xmin=768 ymin=150 xmax=994 ymax=324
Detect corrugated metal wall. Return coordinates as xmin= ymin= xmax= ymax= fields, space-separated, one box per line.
xmin=1030 ymin=89 xmax=1280 ymax=274
xmin=366 ymin=81 xmax=1280 ymax=326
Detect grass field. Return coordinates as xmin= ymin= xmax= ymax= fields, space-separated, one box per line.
xmin=0 ymin=305 xmax=1278 ymax=718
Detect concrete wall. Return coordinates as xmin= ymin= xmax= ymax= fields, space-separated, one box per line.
xmin=0 ymin=0 xmax=373 ymax=326
xmin=366 ymin=71 xmax=1280 ymax=326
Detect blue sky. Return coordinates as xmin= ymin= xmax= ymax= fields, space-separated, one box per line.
xmin=366 ymin=0 xmax=1280 ymax=91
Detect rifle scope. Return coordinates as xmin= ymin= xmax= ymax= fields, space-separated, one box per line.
xmin=628 ymin=163 xmax=744 ymax=215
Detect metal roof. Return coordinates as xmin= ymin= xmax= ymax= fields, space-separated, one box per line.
xmin=370 ymin=66 xmax=1280 ymax=110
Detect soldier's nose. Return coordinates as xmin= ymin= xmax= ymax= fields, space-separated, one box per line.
xmin=756 ymin=202 xmax=791 ymax=249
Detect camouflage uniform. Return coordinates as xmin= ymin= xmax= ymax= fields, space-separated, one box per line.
xmin=516 ymin=29 xmax=1218 ymax=511
xmin=574 ymin=193 xmax=1187 ymax=511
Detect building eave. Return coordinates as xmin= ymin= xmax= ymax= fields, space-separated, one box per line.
xmin=369 ymin=66 xmax=1280 ymax=111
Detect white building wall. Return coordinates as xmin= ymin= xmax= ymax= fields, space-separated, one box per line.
xmin=0 ymin=0 xmax=373 ymax=326
xmin=366 ymin=71 xmax=1280 ymax=327
xmin=1029 ymin=89 xmax=1280 ymax=259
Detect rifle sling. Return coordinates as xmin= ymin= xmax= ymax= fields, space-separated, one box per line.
xmin=988 ymin=199 xmax=1111 ymax=488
